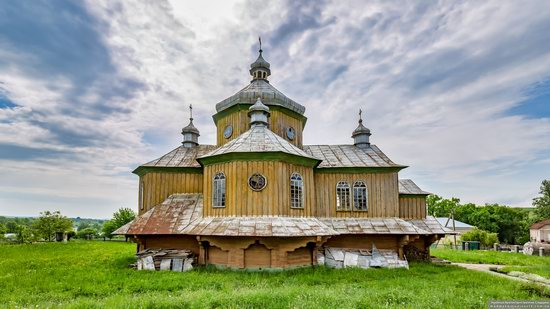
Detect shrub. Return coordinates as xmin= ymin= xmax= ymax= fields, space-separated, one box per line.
xmin=461 ymin=228 xmax=499 ymax=247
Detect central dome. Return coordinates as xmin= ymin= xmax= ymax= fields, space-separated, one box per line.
xmin=215 ymin=79 xmax=306 ymax=114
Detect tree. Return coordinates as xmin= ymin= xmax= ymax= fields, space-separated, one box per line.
xmin=112 ymin=208 xmax=136 ymax=227
xmin=102 ymin=220 xmax=118 ymax=239
xmin=32 ymin=211 xmax=74 ymax=241
xmin=15 ymin=225 xmax=35 ymax=244
xmin=0 ymin=223 xmax=6 ymax=240
xmin=427 ymin=195 xmax=460 ymax=217
xmin=102 ymin=208 xmax=136 ymax=239
xmin=533 ymin=179 xmax=550 ymax=220
xmin=461 ymin=228 xmax=499 ymax=247
xmin=77 ymin=227 xmax=98 ymax=239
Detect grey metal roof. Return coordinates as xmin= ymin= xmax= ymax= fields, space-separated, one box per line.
xmin=398 ymin=179 xmax=430 ymax=195
xmin=320 ymin=218 xmax=431 ymax=235
xmin=181 ymin=217 xmax=337 ymax=237
xmin=199 ymin=125 xmax=319 ymax=160
xmin=407 ymin=216 xmax=455 ymax=235
xmin=215 ymin=79 xmax=305 ymax=114
xmin=435 ymin=217 xmax=473 ymax=229
xmin=141 ymin=145 xmax=217 ymax=168
xmin=304 ymin=145 xmax=404 ymax=168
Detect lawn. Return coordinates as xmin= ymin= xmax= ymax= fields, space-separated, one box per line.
xmin=431 ymin=248 xmax=549 ymax=266
xmin=0 ymin=241 xmax=548 ymax=308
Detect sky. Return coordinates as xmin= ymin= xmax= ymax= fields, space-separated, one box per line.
xmin=1 ymin=0 xmax=549 ymax=218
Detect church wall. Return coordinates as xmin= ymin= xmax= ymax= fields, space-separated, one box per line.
xmin=398 ymin=196 xmax=427 ymax=219
xmin=216 ymin=109 xmax=304 ymax=148
xmin=313 ymin=172 xmax=400 ymax=217
xmin=203 ymin=161 xmax=315 ymax=217
xmin=139 ymin=172 xmax=203 ymax=214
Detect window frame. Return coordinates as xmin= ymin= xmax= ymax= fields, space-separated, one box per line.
xmin=139 ymin=180 xmax=144 ymax=210
xmin=353 ymin=181 xmax=368 ymax=211
xmin=290 ymin=172 xmax=304 ymax=209
xmin=336 ymin=181 xmax=351 ymax=211
xmin=213 ymin=172 xmax=226 ymax=208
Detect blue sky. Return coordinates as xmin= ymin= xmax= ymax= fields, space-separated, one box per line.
xmin=1 ymin=0 xmax=549 ymax=218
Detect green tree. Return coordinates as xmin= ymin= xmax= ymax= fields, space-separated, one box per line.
xmin=427 ymin=195 xmax=460 ymax=217
xmin=533 ymin=179 xmax=550 ymax=220
xmin=461 ymin=228 xmax=499 ymax=247
xmin=112 ymin=208 xmax=136 ymax=227
xmin=102 ymin=220 xmax=118 ymax=239
xmin=32 ymin=211 xmax=74 ymax=241
xmin=0 ymin=223 xmax=6 ymax=240
xmin=6 ymin=221 xmax=18 ymax=233
xmin=102 ymin=208 xmax=136 ymax=239
xmin=77 ymin=227 xmax=98 ymax=239
xmin=15 ymin=225 xmax=35 ymax=244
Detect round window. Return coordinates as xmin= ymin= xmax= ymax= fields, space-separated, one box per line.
xmin=248 ymin=173 xmax=267 ymax=191
xmin=223 ymin=125 xmax=233 ymax=139
xmin=286 ymin=127 xmax=295 ymax=140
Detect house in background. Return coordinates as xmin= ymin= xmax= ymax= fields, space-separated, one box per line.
xmin=115 ymin=44 xmax=451 ymax=270
xmin=530 ymin=219 xmax=550 ymax=243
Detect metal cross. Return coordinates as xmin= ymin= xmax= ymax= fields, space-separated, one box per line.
xmin=359 ymin=108 xmax=363 ymax=121
xmin=259 ymin=36 xmax=262 ymax=53
xmin=189 ymin=104 xmax=193 ymax=120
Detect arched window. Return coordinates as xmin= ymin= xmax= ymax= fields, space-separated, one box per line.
xmin=336 ymin=181 xmax=351 ymax=211
xmin=290 ymin=173 xmax=304 ymax=208
xmin=353 ymin=181 xmax=368 ymax=211
xmin=213 ymin=172 xmax=226 ymax=207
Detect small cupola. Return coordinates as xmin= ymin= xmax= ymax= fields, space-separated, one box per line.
xmin=248 ymin=97 xmax=270 ymax=127
xmin=250 ymin=37 xmax=271 ymax=82
xmin=352 ymin=109 xmax=371 ymax=148
xmin=181 ymin=104 xmax=200 ymax=148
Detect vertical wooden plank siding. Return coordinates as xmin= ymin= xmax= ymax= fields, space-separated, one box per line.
xmin=312 ymin=172 xmax=399 ymax=218
xmin=138 ymin=172 xmax=204 ymax=215
xmin=203 ymin=161 xmax=314 ymax=217
xmin=216 ymin=110 xmax=304 ymax=148
xmin=398 ymin=196 xmax=427 ymax=219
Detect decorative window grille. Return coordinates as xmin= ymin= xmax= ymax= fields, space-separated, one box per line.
xmin=353 ymin=181 xmax=368 ymax=211
xmin=290 ymin=173 xmax=304 ymax=208
xmin=213 ymin=172 xmax=226 ymax=207
xmin=336 ymin=181 xmax=351 ymax=211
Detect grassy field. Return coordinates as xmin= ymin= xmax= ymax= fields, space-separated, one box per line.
xmin=0 ymin=241 xmax=548 ymax=308
xmin=431 ymin=248 xmax=549 ymax=266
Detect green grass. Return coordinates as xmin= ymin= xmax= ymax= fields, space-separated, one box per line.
xmin=500 ymin=265 xmax=550 ymax=280
xmin=431 ymin=248 xmax=549 ymax=266
xmin=0 ymin=241 xmax=548 ymax=308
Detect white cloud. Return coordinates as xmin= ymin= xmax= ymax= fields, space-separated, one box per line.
xmin=1 ymin=0 xmax=550 ymax=217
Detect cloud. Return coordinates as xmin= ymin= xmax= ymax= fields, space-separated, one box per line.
xmin=1 ymin=0 xmax=550 ymax=217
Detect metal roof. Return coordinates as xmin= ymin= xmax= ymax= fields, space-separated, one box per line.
xmin=407 ymin=216 xmax=455 ymax=235
xmin=199 ymin=125 xmax=319 ymax=161
xmin=117 ymin=194 xmax=454 ymax=237
xmin=181 ymin=217 xmax=336 ymax=237
xmin=398 ymin=179 xmax=430 ymax=195
xmin=320 ymin=218 xmax=431 ymax=235
xmin=435 ymin=217 xmax=474 ymax=229
xmin=140 ymin=145 xmax=217 ymax=168
xmin=215 ymin=79 xmax=305 ymax=115
xmin=303 ymin=145 xmax=404 ymax=168
xmin=114 ymin=194 xmax=202 ymax=235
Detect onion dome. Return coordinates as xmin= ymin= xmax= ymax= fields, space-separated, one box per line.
xmin=181 ymin=105 xmax=199 ymax=148
xmin=248 ymin=97 xmax=270 ymax=126
xmin=250 ymin=37 xmax=271 ymax=81
xmin=352 ymin=109 xmax=371 ymax=148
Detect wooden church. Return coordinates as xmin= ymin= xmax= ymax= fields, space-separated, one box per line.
xmin=115 ymin=44 xmax=450 ymax=269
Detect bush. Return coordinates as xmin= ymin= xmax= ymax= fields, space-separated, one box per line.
xmin=461 ymin=228 xmax=499 ymax=247
xmin=77 ymin=228 xmax=98 ymax=239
